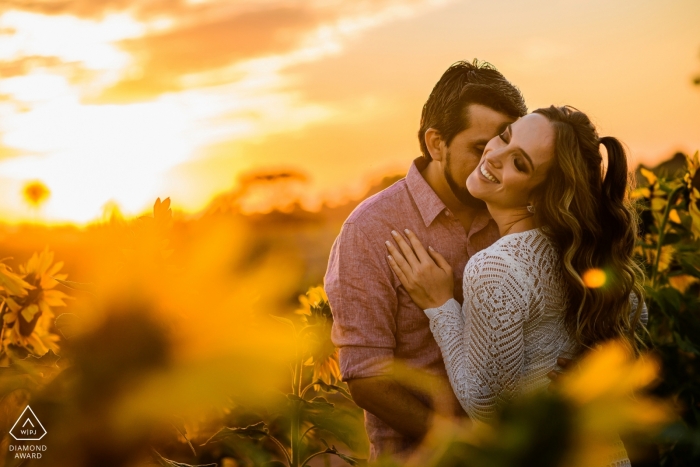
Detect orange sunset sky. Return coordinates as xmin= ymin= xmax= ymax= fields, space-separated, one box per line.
xmin=0 ymin=0 xmax=699 ymax=224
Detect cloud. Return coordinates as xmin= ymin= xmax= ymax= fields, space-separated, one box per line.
xmin=0 ymin=0 xmax=457 ymax=222
xmin=2 ymin=1 xmax=452 ymax=102
xmin=96 ymin=5 xmax=325 ymax=102
xmin=1 ymin=0 xmax=184 ymax=20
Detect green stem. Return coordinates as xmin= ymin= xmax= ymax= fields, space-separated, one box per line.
xmin=291 ymin=332 xmax=304 ymax=467
xmin=299 ymin=425 xmax=318 ymax=444
xmin=171 ymin=422 xmax=197 ymax=457
xmin=266 ymin=434 xmax=292 ymax=467
xmin=652 ymin=186 xmax=684 ymax=287
xmin=300 ymin=381 xmax=315 ymax=400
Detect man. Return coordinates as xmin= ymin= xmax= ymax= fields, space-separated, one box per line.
xmin=324 ymin=60 xmax=528 ymax=461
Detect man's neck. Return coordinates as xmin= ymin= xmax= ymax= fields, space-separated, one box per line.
xmin=420 ymin=159 xmax=481 ymax=234
xmin=421 ymin=160 xmax=479 ymax=217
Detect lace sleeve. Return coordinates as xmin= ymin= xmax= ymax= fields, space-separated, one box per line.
xmin=630 ymin=292 xmax=648 ymax=328
xmin=425 ymin=251 xmax=529 ymax=423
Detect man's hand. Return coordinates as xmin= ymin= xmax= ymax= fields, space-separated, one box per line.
xmin=348 ymin=376 xmax=434 ymax=441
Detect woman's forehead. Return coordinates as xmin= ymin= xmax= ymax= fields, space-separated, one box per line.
xmin=512 ymin=113 xmax=555 ymax=166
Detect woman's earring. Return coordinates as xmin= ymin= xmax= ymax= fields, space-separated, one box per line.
xmin=527 ymin=204 xmax=536 ymax=214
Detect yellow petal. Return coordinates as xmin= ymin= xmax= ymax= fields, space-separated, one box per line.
xmin=42 ymin=290 xmax=69 ymax=307
xmin=26 ymin=334 xmax=48 ymax=355
xmin=47 ymin=260 xmax=64 ymax=276
xmin=668 ymin=209 xmax=681 ymax=224
xmin=651 ymin=197 xmax=667 ymax=212
xmin=640 ymin=167 xmax=657 ymax=185
xmin=21 ymin=304 xmax=40 ymax=323
xmin=669 ymin=275 xmax=699 ymax=294
xmin=630 ymin=187 xmax=651 ymax=200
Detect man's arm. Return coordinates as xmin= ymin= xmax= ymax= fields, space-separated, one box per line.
xmin=347 ymin=376 xmax=433 ymax=440
xmin=325 ymin=221 xmax=444 ymax=440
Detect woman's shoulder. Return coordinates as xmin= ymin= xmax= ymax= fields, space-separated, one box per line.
xmin=465 ymin=228 xmax=559 ymax=287
xmin=470 ymin=228 xmax=554 ymax=266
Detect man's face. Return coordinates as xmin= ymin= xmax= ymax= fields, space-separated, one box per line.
xmin=442 ymin=104 xmax=515 ymax=208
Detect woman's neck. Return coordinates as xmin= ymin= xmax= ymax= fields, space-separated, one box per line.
xmin=487 ymin=204 xmax=538 ymax=237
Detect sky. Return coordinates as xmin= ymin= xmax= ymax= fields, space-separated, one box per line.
xmin=0 ymin=0 xmax=698 ymax=224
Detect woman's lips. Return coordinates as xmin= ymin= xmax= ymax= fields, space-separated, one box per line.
xmin=479 ymin=162 xmax=500 ymax=183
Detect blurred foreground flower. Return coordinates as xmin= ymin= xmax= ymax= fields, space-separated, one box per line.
xmin=1 ymin=248 xmax=68 ymax=360
xmin=202 ymin=286 xmax=364 ymax=467
xmin=394 ymin=340 xmax=675 ymax=467
xmin=684 ymin=151 xmax=700 ymax=239
xmin=557 ymin=341 xmax=673 ymax=467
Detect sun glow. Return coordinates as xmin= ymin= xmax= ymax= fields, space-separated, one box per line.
xmin=0 ymin=1 xmax=697 ymax=224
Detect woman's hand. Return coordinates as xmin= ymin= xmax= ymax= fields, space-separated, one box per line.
xmin=385 ymin=229 xmax=454 ymax=310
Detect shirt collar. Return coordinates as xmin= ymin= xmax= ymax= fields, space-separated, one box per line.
xmin=406 ymin=157 xmax=449 ymax=227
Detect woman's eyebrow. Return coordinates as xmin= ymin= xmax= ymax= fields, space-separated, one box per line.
xmin=519 ymin=147 xmax=535 ymax=170
xmin=508 ymin=124 xmax=535 ymax=170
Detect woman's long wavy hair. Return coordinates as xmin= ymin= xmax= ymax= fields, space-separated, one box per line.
xmin=530 ymin=105 xmax=646 ymax=353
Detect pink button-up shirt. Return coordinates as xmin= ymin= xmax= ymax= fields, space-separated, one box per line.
xmin=324 ymin=157 xmax=500 ymax=460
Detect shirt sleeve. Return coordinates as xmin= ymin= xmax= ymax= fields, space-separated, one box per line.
xmin=424 ymin=252 xmax=529 ymax=423
xmin=324 ymin=222 xmax=398 ymax=381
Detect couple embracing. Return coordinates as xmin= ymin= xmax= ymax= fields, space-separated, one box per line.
xmin=324 ymin=60 xmax=646 ymax=466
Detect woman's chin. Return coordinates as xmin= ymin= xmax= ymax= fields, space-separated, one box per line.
xmin=466 ymin=177 xmax=488 ymax=202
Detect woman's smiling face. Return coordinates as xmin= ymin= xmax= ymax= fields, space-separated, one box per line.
xmin=466 ymin=112 xmax=556 ymax=210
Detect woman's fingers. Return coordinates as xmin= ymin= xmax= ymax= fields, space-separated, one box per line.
xmin=404 ymin=229 xmax=432 ymax=264
xmin=386 ymin=254 xmax=410 ymax=287
xmin=385 ymin=240 xmax=413 ymax=278
xmin=391 ymin=230 xmax=420 ymax=269
xmin=427 ymin=246 xmax=452 ymax=273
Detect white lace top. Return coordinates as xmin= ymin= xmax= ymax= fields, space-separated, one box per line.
xmin=425 ymin=228 xmax=644 ymax=467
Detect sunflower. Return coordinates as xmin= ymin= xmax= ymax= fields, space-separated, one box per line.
xmin=1 ymin=249 xmax=68 ymax=358
xmin=684 ymin=151 xmax=700 ymax=239
xmin=296 ymin=287 xmax=341 ymax=386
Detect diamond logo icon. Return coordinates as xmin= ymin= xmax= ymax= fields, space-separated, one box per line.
xmin=9 ymin=406 xmax=47 ymax=441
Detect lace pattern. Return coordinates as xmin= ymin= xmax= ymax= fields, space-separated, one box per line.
xmin=425 ymin=229 xmax=636 ymax=467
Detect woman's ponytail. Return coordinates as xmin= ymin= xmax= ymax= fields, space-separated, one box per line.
xmin=600 ymin=136 xmax=628 ymax=204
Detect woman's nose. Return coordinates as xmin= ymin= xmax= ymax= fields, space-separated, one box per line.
xmin=484 ymin=151 xmax=503 ymax=168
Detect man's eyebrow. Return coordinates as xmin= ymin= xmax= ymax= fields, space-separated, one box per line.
xmin=508 ymin=124 xmax=535 ymax=170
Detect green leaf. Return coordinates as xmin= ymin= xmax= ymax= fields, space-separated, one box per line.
xmin=309 ymin=444 xmax=366 ymax=466
xmin=673 ymin=332 xmax=700 ymax=354
xmin=307 ymin=403 xmax=368 ymax=452
xmin=202 ymin=421 xmax=269 ymax=445
xmin=54 ymin=278 xmax=96 ymax=293
xmin=25 ymin=349 xmax=60 ymax=367
xmin=54 ymin=313 xmax=82 ymax=339
xmin=269 ymin=314 xmax=296 ymax=329
xmin=150 ymin=449 xmax=216 ymax=467
xmin=288 ymin=394 xmax=335 ymax=415
xmin=312 ymin=380 xmax=352 ymax=400
xmin=334 ymin=451 xmax=365 ymax=466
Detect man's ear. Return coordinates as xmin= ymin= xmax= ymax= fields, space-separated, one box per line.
xmin=424 ymin=128 xmax=446 ymax=162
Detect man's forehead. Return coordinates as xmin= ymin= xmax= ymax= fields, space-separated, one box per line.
xmin=463 ymin=104 xmax=515 ymax=134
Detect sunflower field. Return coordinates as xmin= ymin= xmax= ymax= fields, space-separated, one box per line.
xmin=0 ymin=152 xmax=699 ymax=467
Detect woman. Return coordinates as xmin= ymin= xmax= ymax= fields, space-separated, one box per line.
xmin=385 ymin=106 xmax=646 ymax=466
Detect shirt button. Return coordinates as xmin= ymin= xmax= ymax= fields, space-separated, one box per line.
xmin=444 ymin=211 xmax=451 ymax=217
